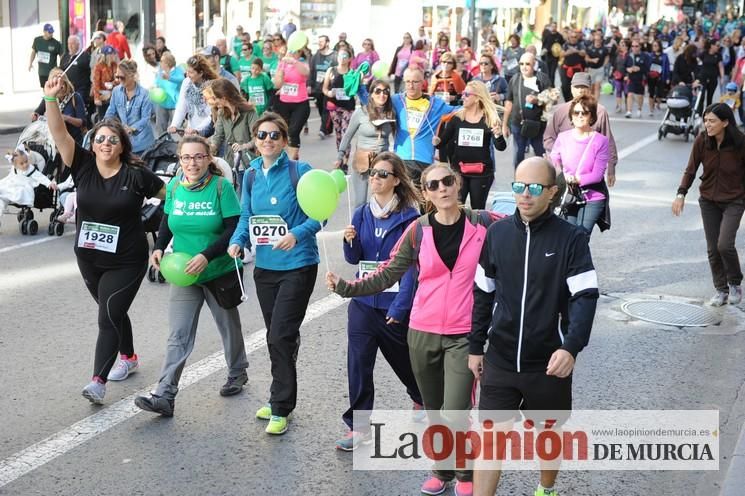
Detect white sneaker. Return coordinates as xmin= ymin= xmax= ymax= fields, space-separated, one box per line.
xmin=625 ymin=111 xmax=631 ymax=118
xmin=636 ymin=110 xmax=642 ymax=118
xmin=709 ymin=291 xmax=729 ymax=307
xmin=729 ymin=284 xmax=742 ymax=304
xmin=82 ymin=381 xmax=106 ymax=405
xmin=107 ymin=356 xmax=138 ymax=381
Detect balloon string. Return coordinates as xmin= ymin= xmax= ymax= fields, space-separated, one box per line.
xmin=346 ymin=175 xmax=353 ymax=247
xmin=319 ymin=223 xmax=330 ymax=274
xmin=234 ymin=256 xmax=248 ymax=302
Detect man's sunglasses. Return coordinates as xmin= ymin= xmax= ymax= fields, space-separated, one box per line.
xmin=94 ymin=135 xmax=120 ymax=145
xmin=256 ymin=130 xmax=282 ymax=141
xmin=425 ymin=175 xmax=456 ymax=191
xmin=572 ymin=110 xmax=590 ymax=116
xmin=367 ymin=168 xmax=395 ymax=179
xmin=373 ymin=88 xmax=390 ymax=95
xmin=511 ymin=181 xmax=553 ymax=196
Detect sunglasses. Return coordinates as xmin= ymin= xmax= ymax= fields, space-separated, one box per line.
xmin=373 ymin=88 xmax=390 ymax=95
xmin=462 ymin=91 xmax=474 ymax=98
xmin=179 ymin=153 xmax=208 ymax=162
xmin=94 ymin=135 xmax=120 ymax=145
xmin=511 ymin=181 xmax=552 ymax=196
xmin=367 ymin=168 xmax=395 ymax=179
xmin=479 ymin=61 xmax=491 ymax=66
xmin=256 ymin=130 xmax=282 ymax=141
xmin=187 ymin=56 xmax=198 ymax=65
xmin=572 ymin=110 xmax=590 ymax=116
xmin=424 ymin=175 xmax=456 ymax=191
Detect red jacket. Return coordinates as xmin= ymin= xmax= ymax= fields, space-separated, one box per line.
xmin=107 ymin=31 xmax=131 ymax=60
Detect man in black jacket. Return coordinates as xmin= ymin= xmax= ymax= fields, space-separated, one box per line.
xmin=469 ymin=157 xmax=599 ymax=496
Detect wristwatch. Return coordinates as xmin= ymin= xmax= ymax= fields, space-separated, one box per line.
xmin=676 ymin=194 xmax=685 ymax=199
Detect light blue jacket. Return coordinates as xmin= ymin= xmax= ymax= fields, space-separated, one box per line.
xmin=392 ymin=93 xmax=457 ymax=164
xmin=105 ymin=84 xmax=155 ymax=153
xmin=155 ymin=66 xmax=185 ymax=110
xmin=230 ymin=151 xmax=321 ymax=271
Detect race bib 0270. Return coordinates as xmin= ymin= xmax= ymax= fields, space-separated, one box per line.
xmin=78 ymin=222 xmax=120 ymax=253
xmin=249 ymin=215 xmax=288 ymax=246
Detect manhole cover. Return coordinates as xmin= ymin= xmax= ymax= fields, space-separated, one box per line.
xmin=621 ymin=300 xmax=721 ymax=327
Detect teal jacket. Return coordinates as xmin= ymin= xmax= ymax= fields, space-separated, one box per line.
xmin=230 ymin=151 xmax=321 ymax=271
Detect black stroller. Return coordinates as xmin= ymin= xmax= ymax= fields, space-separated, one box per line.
xmin=658 ymin=85 xmax=703 ymax=142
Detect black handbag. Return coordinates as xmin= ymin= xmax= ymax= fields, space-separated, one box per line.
xmin=520 ymin=119 xmax=541 ymax=138
xmin=560 ymin=182 xmax=587 ymax=216
xmin=204 ymin=266 xmax=245 ymax=309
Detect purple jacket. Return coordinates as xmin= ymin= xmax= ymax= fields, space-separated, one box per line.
xmin=550 ymin=130 xmax=610 ymax=201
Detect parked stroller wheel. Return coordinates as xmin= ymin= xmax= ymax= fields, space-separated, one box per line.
xmin=28 ymin=220 xmax=39 ymax=235
xmin=20 ymin=220 xmax=28 ymax=235
xmin=24 ymin=210 xmax=34 ymax=221
xmin=55 ymin=222 xmax=65 ymax=236
xmin=147 ymin=266 xmax=157 ymax=282
xmin=157 ymin=271 xmax=166 ymax=284
xmin=49 ymin=211 xmax=58 ymax=223
xmin=17 ymin=212 xmax=24 ymax=223
xmin=47 ymin=223 xmax=55 ymax=236
xmin=658 ymin=129 xmax=663 ymax=141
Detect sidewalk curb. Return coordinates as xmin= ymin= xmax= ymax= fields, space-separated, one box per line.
xmin=720 ymin=417 xmax=745 ymax=495
xmin=0 ymin=126 xmax=25 ymax=136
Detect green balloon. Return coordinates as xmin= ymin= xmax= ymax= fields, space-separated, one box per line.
xmin=149 ymin=87 xmax=167 ymax=104
xmin=601 ymin=82 xmax=613 ymax=95
xmin=330 ymin=168 xmax=347 ymax=194
xmin=287 ymin=31 xmax=308 ymax=53
xmin=371 ymin=60 xmax=389 ymax=80
xmin=297 ymin=169 xmax=339 ymax=221
xmin=159 ymin=252 xmax=199 ymax=287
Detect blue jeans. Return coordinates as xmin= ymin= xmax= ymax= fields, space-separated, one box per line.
xmin=510 ymin=123 xmax=545 ymax=168
xmin=565 ymin=199 xmax=606 ymax=237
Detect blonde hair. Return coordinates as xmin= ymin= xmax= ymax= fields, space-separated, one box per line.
xmin=48 ymin=68 xmax=76 ymax=96
xmin=160 ymin=52 xmax=176 ymax=69
xmin=118 ymin=59 xmax=139 ymax=80
xmin=456 ymin=80 xmax=502 ymax=129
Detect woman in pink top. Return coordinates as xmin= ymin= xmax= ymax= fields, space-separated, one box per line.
xmin=352 ymin=38 xmax=380 ymax=71
xmin=272 ymin=50 xmax=310 ymax=159
xmin=550 ymin=94 xmax=610 ymax=237
xmin=389 ymin=33 xmax=413 ymax=93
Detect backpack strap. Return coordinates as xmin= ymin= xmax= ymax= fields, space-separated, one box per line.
xmin=245 ymin=160 xmax=299 ymax=196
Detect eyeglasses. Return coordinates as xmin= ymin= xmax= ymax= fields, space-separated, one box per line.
xmin=114 ymin=75 xmax=126 ymax=80
xmin=256 ymin=130 xmax=282 ymax=141
xmin=373 ymin=87 xmax=390 ymax=95
xmin=572 ymin=110 xmax=590 ymax=116
xmin=519 ymin=62 xmax=532 ymax=66
xmin=94 ymin=135 xmax=120 ymax=145
xmin=179 ymin=153 xmax=208 ymax=162
xmin=405 ymin=80 xmax=423 ymax=85
xmin=631 ymin=45 xmax=640 ymax=48
xmin=339 ymin=53 xmax=350 ymax=59
xmin=367 ymin=168 xmax=395 ymax=179
xmin=272 ymin=37 xmax=281 ymax=41
xmin=511 ymin=181 xmax=553 ymax=196
xmin=462 ymin=91 xmax=474 ymax=98
xmin=424 ymin=175 xmax=456 ymax=191
xmin=479 ymin=61 xmax=491 ymax=66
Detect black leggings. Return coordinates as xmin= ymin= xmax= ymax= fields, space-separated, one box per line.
xmin=77 ymin=258 xmax=147 ymax=382
xmin=458 ymin=174 xmax=494 ymax=209
xmin=276 ymin=99 xmax=311 ymax=148
xmin=700 ymin=78 xmax=718 ymax=112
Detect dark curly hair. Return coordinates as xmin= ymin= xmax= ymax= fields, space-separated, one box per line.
xmin=88 ymin=118 xmax=144 ymax=166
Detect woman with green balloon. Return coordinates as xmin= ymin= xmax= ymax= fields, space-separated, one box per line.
xmin=228 ymin=112 xmax=324 ymax=436
xmin=134 ymin=135 xmax=249 ymax=417
xmin=152 ymin=52 xmax=185 ymax=135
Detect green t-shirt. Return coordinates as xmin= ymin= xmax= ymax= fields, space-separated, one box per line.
xmin=232 ymin=37 xmax=244 ymax=58
xmin=260 ymin=53 xmax=279 ymax=77
xmin=241 ymin=73 xmax=273 ymax=115
xmin=237 ymin=55 xmax=257 ymax=81
xmin=32 ymin=36 xmax=63 ymax=76
xmin=165 ymin=176 xmax=241 ymax=283
xmin=220 ymin=54 xmax=240 ymax=74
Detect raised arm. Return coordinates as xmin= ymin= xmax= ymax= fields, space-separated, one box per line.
xmin=43 ymin=77 xmax=76 ymax=167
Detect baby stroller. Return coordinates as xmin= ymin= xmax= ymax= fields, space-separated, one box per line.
xmin=8 ymin=124 xmax=66 ymax=236
xmin=658 ymin=85 xmax=703 ymax=142
xmin=140 ymin=132 xmax=180 ymax=283
xmin=490 ymin=192 xmax=517 ymax=215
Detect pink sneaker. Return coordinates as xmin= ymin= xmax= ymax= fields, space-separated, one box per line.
xmin=455 ymin=480 xmax=473 ymax=496
xmin=421 ymin=476 xmax=447 ymax=495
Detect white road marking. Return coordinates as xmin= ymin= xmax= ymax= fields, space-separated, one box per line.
xmin=618 ymin=134 xmax=659 ymax=160
xmin=0 ymin=293 xmax=347 ymax=488
xmin=0 ymin=231 xmax=74 ymax=255
xmin=609 ymin=117 xmax=660 ymax=124
xmin=0 ymin=260 xmax=80 ymax=292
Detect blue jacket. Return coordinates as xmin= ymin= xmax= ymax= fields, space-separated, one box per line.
xmin=343 ymin=203 xmax=419 ymax=322
xmin=105 ymin=84 xmax=155 ymax=154
xmin=392 ymin=93 xmax=457 ymax=164
xmin=230 ymin=151 xmax=321 ymax=271
xmin=155 ymin=66 xmax=185 ymax=110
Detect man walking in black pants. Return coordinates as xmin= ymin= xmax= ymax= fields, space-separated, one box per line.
xmin=309 ymin=35 xmax=336 ymax=138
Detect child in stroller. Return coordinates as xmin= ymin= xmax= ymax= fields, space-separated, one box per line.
xmin=0 ymin=145 xmax=60 ymax=234
xmin=658 ymin=84 xmax=703 ymax=142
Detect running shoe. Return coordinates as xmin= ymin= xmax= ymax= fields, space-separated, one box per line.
xmin=710 ymin=291 xmax=729 ymax=307
xmin=266 ymin=415 xmax=288 ymax=435
xmin=625 ymin=111 xmax=631 ymax=118
xmin=636 ymin=110 xmax=642 ymax=118
xmin=303 ymin=125 xmax=309 ymax=135
xmin=134 ymin=394 xmax=174 ymax=417
xmin=421 ymin=476 xmax=447 ymax=495
xmin=81 ymin=380 xmax=106 ymax=405
xmin=729 ymin=284 xmax=743 ymax=304
xmin=534 ymin=488 xmax=559 ymax=496
xmin=335 ymin=430 xmax=372 ymax=451
xmin=318 ymin=131 xmax=327 ymax=140
xmin=256 ymin=403 xmax=272 ymax=420
xmin=454 ymin=480 xmax=473 ymax=496
xmin=219 ymin=372 xmax=248 ymax=396
xmin=412 ymin=401 xmax=427 ymax=423
xmin=107 ymin=355 xmax=138 ymax=381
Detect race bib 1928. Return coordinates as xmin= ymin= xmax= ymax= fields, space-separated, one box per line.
xmin=78 ymin=222 xmax=120 ymax=253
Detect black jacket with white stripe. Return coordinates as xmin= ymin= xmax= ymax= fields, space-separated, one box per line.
xmin=469 ymin=209 xmax=598 ymax=373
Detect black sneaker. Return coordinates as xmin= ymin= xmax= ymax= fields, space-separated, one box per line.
xmin=134 ymin=394 xmax=174 ymax=417
xmin=220 ymin=373 xmax=248 ymax=397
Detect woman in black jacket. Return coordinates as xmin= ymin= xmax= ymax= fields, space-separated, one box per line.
xmin=672 ymin=44 xmax=698 ymax=86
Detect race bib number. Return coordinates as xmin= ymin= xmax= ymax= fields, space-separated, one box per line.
xmin=37 ymin=51 xmax=51 ymax=64
xmin=334 ymin=88 xmax=350 ymax=100
xmin=316 ymin=71 xmax=326 ymax=83
xmin=434 ymin=91 xmax=450 ymax=102
xmin=280 ymin=83 xmax=299 ymax=96
xmin=407 ymin=110 xmax=424 ymax=131
xmin=649 ymin=63 xmax=663 ymax=74
xmin=78 ymin=222 xmax=120 ymax=253
xmin=249 ymin=215 xmax=288 ymax=246
xmin=248 ymin=89 xmax=265 ymax=106
xmin=505 ymin=58 xmax=518 ymax=71
xmin=359 ymin=261 xmax=399 ymax=293
xmin=458 ymin=128 xmax=484 ymax=147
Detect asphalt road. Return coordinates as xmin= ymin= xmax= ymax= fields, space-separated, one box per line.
xmin=1 ymin=98 xmax=744 ymax=496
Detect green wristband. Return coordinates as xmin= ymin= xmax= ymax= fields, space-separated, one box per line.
xmin=44 ymin=96 xmax=58 ymax=102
